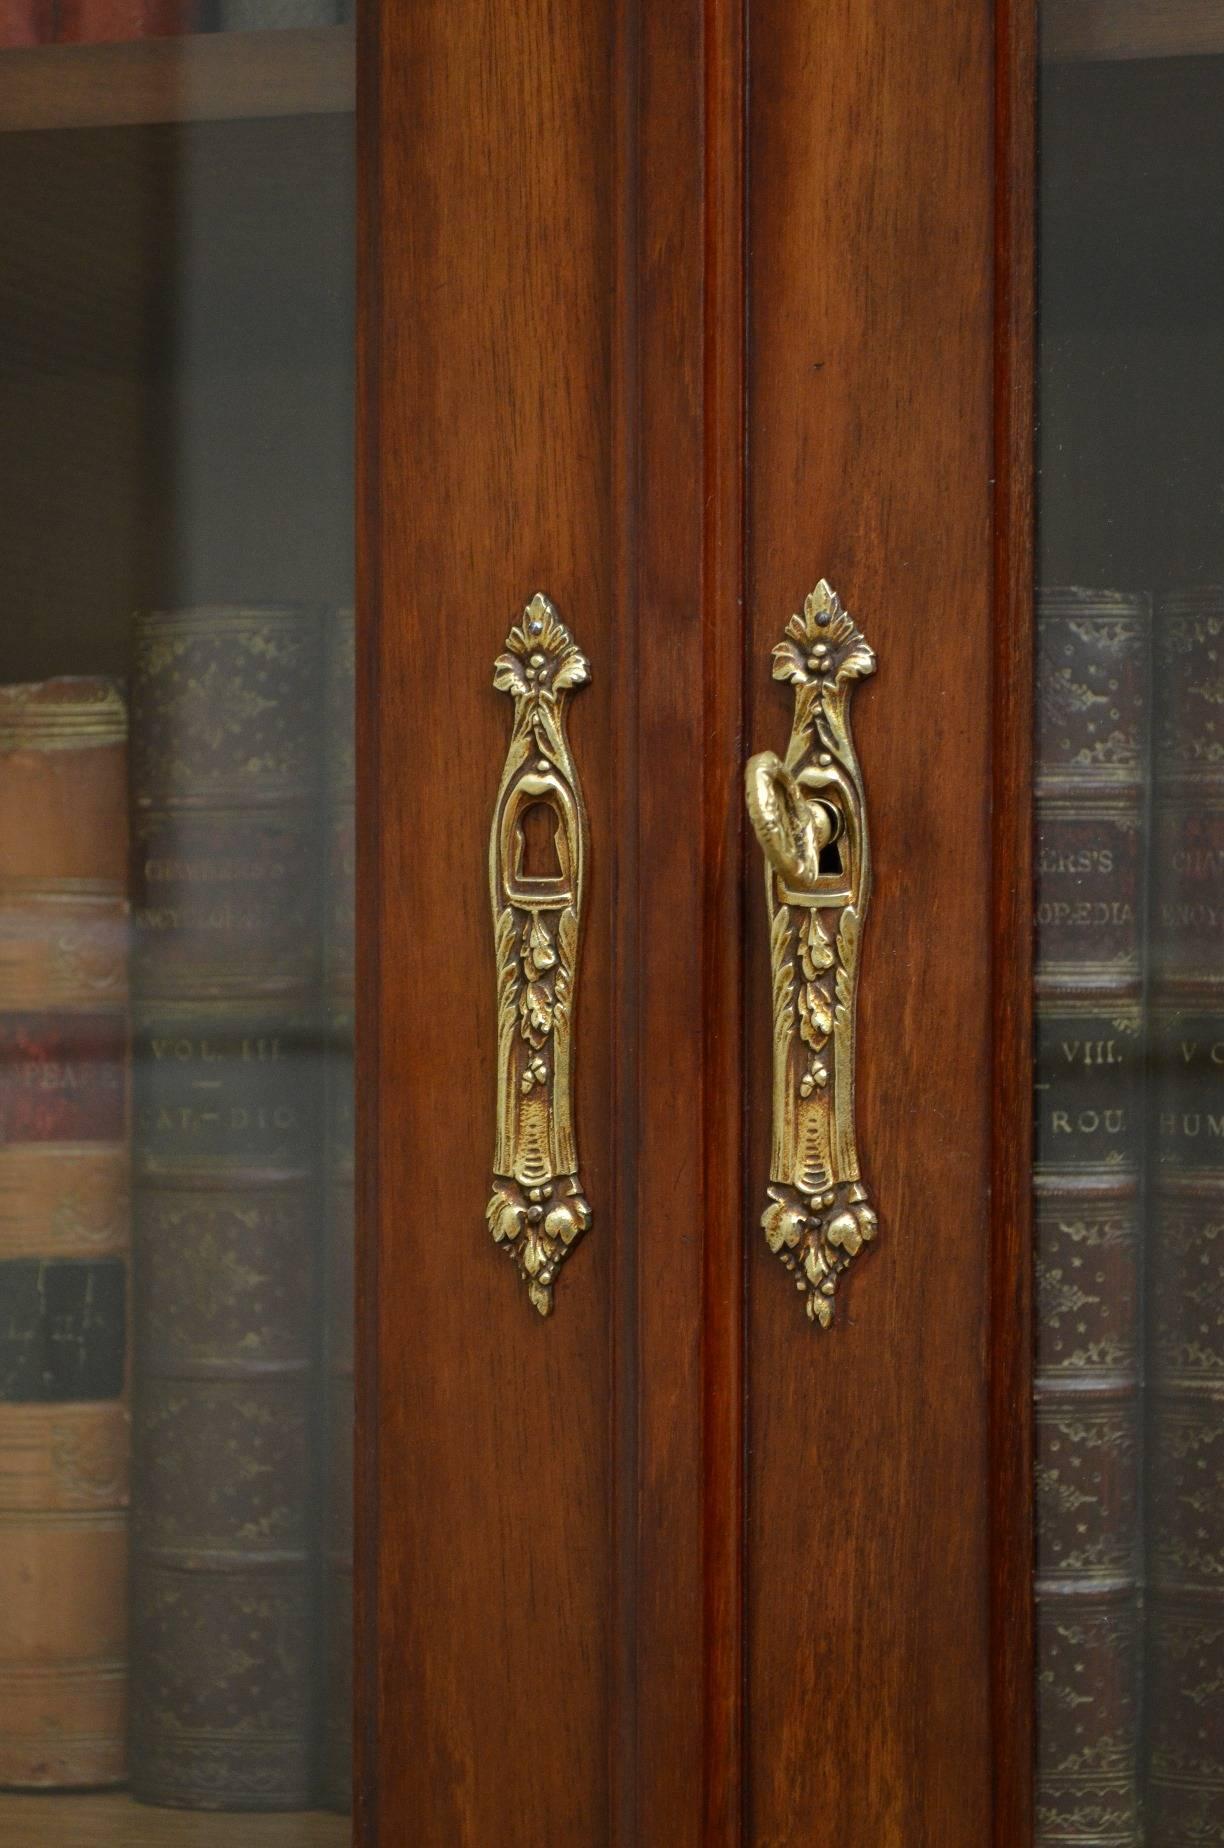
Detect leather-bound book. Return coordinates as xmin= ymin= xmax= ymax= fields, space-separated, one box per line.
xmin=0 ymin=678 xmax=130 ymax=1790
xmin=1033 ymin=590 xmax=1147 ymax=1847
xmin=128 ymin=608 xmax=324 ymax=1811
xmin=56 ymin=0 xmax=197 ymax=39
xmin=320 ymin=607 xmax=354 ymax=1813
xmin=1147 ymin=586 xmax=1224 ymax=1845
xmin=0 ymin=0 xmax=54 ymax=45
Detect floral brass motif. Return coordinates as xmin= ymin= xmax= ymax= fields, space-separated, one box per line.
xmin=745 ymin=580 xmax=878 ymax=1326
xmin=487 ymin=594 xmax=591 ymax=1316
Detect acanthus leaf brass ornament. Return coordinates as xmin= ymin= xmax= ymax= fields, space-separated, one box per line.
xmin=488 ymin=592 xmax=591 ymax=1316
xmin=745 ymin=580 xmax=878 ymax=1326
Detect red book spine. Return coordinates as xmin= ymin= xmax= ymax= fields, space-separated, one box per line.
xmin=56 ymin=0 xmax=196 ymax=40
xmin=0 ymin=0 xmax=54 ymax=44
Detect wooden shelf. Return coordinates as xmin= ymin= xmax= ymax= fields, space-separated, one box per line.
xmin=0 ymin=26 xmax=354 ymax=132
xmin=1044 ymin=0 xmax=1224 ymax=62
xmin=0 ymin=1792 xmax=348 ymax=1845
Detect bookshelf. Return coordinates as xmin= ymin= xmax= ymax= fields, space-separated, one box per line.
xmin=1044 ymin=0 xmax=1224 ymax=61
xmin=0 ymin=10 xmax=355 ymax=1813
xmin=0 ymin=25 xmax=354 ymax=132
xmin=0 ymin=1793 xmax=348 ymax=1844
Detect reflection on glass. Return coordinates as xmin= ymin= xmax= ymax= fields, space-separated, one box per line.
xmin=1036 ymin=32 xmax=1224 ymax=1848
xmin=0 ymin=22 xmax=353 ymax=1840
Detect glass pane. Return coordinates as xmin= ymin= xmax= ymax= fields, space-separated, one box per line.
xmin=1036 ymin=17 xmax=1224 ymax=1845
xmin=0 ymin=16 xmax=354 ymax=1841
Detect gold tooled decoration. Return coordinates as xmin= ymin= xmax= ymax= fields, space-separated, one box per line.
xmin=0 ymin=679 xmax=127 ymax=752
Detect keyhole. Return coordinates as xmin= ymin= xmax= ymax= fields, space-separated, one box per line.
xmin=813 ymin=799 xmax=844 ymax=877
xmin=519 ymin=802 xmax=562 ymax=878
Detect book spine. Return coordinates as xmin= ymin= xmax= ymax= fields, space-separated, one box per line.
xmin=0 ymin=678 xmax=130 ymax=1790
xmin=1147 ymin=586 xmax=1224 ymax=1845
xmin=128 ymin=607 xmax=323 ymax=1811
xmin=320 ymin=607 xmax=353 ymax=1814
xmin=0 ymin=0 xmax=54 ymax=44
xmin=55 ymin=0 xmax=197 ymax=39
xmin=1034 ymin=590 xmax=1148 ymax=1847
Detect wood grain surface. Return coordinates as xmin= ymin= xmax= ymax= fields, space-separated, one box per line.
xmin=0 ymin=1796 xmax=346 ymax=1847
xmin=607 ymin=0 xmax=748 ymax=1840
xmin=0 ymin=28 xmax=353 ymax=132
xmin=698 ymin=0 xmax=748 ymax=1840
xmin=992 ymin=1 xmax=1037 ymax=1842
xmin=610 ymin=1 xmax=713 ymax=1841
xmin=358 ymin=1 xmax=615 ymax=1843
xmin=744 ymin=0 xmax=999 ymax=1839
xmin=359 ymin=0 xmax=750 ymax=1838
xmin=1043 ymin=0 xmax=1224 ymax=62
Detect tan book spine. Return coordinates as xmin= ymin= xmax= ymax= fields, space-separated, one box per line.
xmin=0 ymin=677 xmax=130 ymax=1790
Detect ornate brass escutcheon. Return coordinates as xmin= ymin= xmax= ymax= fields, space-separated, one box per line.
xmin=745 ymin=580 xmax=878 ymax=1326
xmin=487 ymin=593 xmax=591 ymax=1315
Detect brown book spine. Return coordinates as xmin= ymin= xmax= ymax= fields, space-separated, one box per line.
xmin=1034 ymin=590 xmax=1147 ymax=1847
xmin=320 ymin=607 xmax=353 ymax=1814
xmin=0 ymin=678 xmax=130 ymax=1791
xmin=1147 ymin=587 xmax=1224 ymax=1845
xmin=128 ymin=608 xmax=323 ymax=1811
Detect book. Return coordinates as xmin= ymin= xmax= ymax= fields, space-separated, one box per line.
xmin=1147 ymin=585 xmax=1224 ymax=1844
xmin=127 ymin=607 xmax=324 ymax=1811
xmin=320 ymin=606 xmax=353 ymax=1813
xmin=1033 ymin=589 xmax=1147 ymax=1847
xmin=56 ymin=0 xmax=197 ymax=39
xmin=0 ymin=0 xmax=55 ymax=45
xmin=0 ymin=678 xmax=130 ymax=1790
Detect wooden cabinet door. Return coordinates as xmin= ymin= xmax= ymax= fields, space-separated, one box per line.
xmin=356 ymin=1 xmax=1035 ymax=1842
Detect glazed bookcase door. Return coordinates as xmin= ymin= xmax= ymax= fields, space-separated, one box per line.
xmin=0 ymin=15 xmax=356 ymax=1842
xmin=1035 ymin=18 xmax=1224 ymax=1845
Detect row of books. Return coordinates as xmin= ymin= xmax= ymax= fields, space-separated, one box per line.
xmin=0 ymin=0 xmax=348 ymax=48
xmin=1035 ymin=587 xmax=1224 ymax=1844
xmin=0 ymin=606 xmax=353 ymax=1811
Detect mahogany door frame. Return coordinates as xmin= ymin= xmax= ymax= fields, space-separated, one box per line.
xmin=993 ymin=0 xmax=1038 ymax=1836
xmin=354 ymin=0 xmax=1036 ymax=1839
